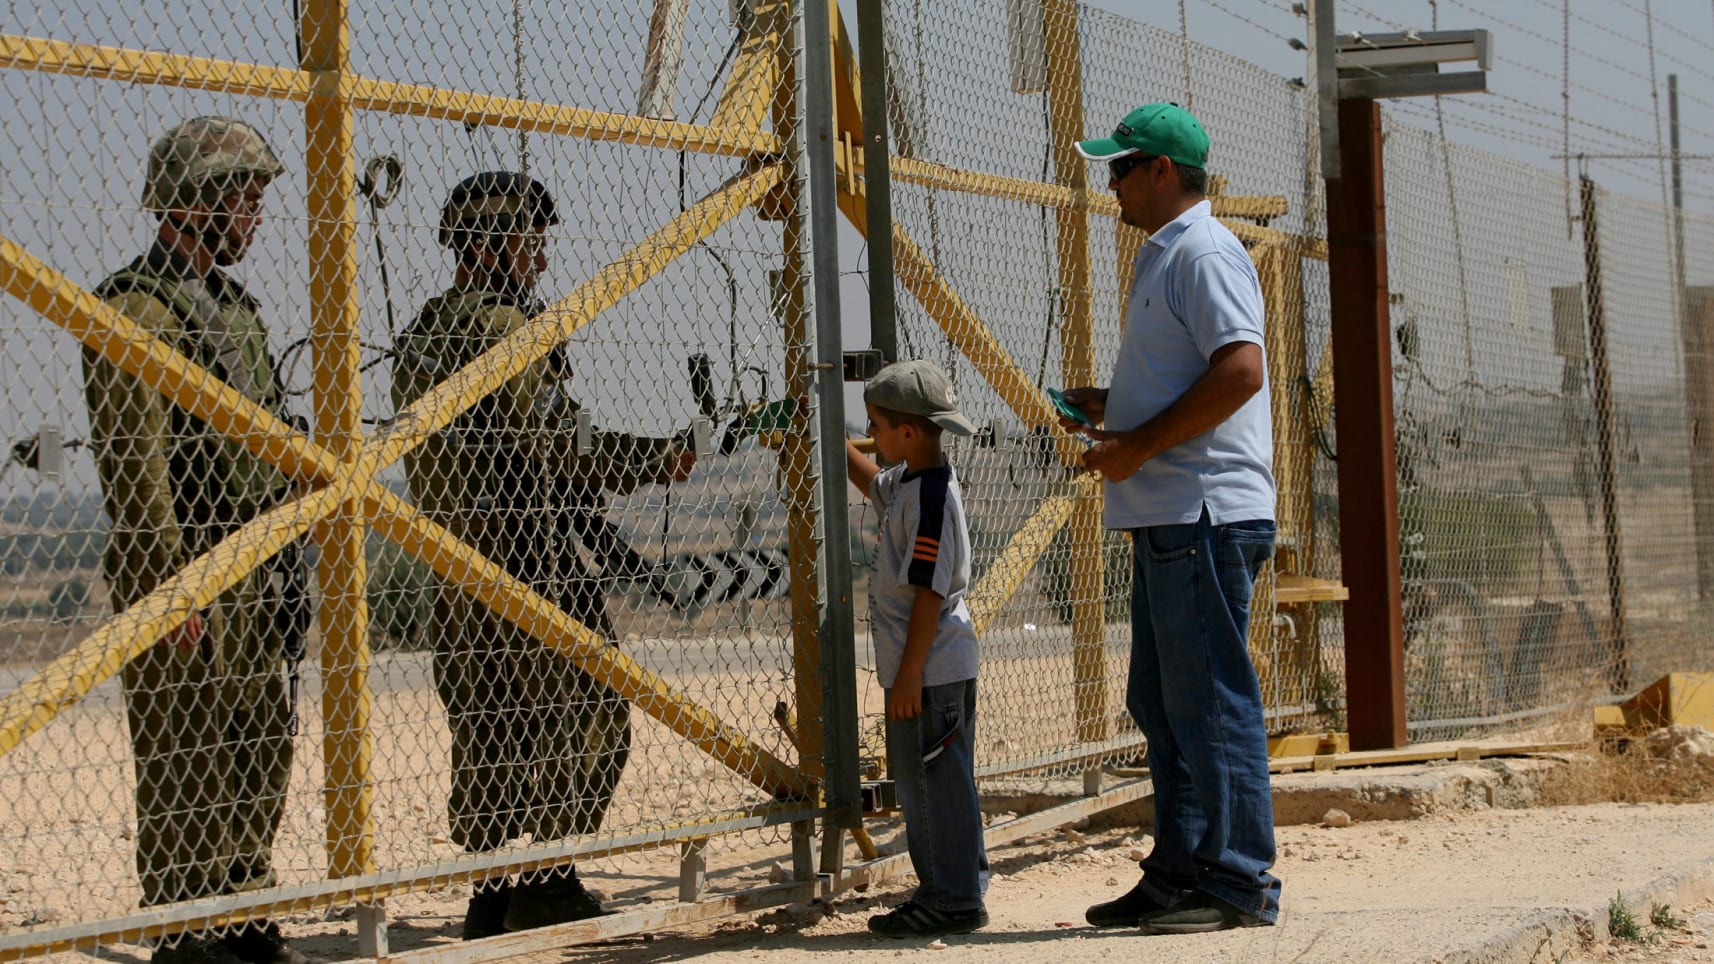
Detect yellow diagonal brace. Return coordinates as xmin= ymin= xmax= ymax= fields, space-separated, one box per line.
xmin=965 ymin=477 xmax=1098 ymax=636
xmin=0 ymin=485 xmax=345 ymax=758
xmin=366 ymin=164 xmax=782 ymax=475
xmin=0 ymin=35 xmax=779 ymax=160
xmin=0 ymin=235 xmax=343 ymax=487
xmin=834 ymin=188 xmax=1058 ymax=429
xmin=0 ymin=34 xmax=308 ymax=98
xmin=708 ymin=0 xmax=784 ymax=131
xmin=364 ymin=490 xmax=811 ymax=800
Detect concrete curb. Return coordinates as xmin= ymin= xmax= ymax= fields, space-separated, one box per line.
xmin=1435 ymin=856 xmax=1714 ymax=963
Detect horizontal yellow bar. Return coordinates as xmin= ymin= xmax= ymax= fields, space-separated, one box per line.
xmin=0 ymin=34 xmax=308 ymax=98
xmin=365 ymin=489 xmax=811 ymax=800
xmin=849 ymin=151 xmax=1317 ymax=256
xmin=0 ymin=485 xmax=344 ymax=758
xmin=0 ymin=35 xmax=778 ymax=159
xmin=366 ymin=165 xmax=782 ymax=475
xmin=346 ymin=76 xmax=780 ymax=157
xmin=965 ymin=477 xmax=1096 ymax=636
xmin=0 ymin=234 xmax=342 ymax=487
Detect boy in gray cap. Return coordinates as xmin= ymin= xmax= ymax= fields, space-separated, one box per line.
xmin=844 ymin=360 xmax=990 ymax=937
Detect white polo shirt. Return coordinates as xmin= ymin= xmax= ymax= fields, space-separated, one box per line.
xmin=1103 ymin=200 xmax=1276 ymax=529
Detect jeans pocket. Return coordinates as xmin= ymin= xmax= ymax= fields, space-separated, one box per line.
xmin=922 ymin=689 xmax=966 ymax=766
xmin=1216 ymin=523 xmax=1276 ymax=611
xmin=1142 ymin=522 xmax=1200 ymax=562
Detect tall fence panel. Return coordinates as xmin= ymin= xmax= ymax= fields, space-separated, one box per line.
xmin=2 ymin=0 xmax=1713 ymax=959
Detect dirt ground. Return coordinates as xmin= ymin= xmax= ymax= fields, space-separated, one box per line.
xmin=43 ymin=791 xmax=1689 ymax=964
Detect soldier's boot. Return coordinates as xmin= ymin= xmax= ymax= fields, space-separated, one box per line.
xmin=461 ymin=880 xmax=514 ymax=941
xmin=151 ymin=936 xmax=249 ymax=964
xmin=500 ymin=869 xmax=608 ymax=932
xmin=218 ymin=921 xmax=311 ymax=964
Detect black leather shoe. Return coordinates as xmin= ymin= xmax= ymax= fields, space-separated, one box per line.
xmin=501 ymin=873 xmax=609 ymax=932
xmin=1140 ymin=892 xmax=1268 ymax=934
xmin=1085 ymin=879 xmax=1173 ymax=927
xmin=217 ymin=922 xmax=310 ymax=964
xmin=152 ymin=937 xmax=248 ymax=964
xmin=461 ymin=882 xmax=514 ymax=940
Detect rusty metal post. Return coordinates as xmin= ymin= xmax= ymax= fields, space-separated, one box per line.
xmin=1326 ymin=97 xmax=1407 ymax=749
xmin=1578 ymin=175 xmax=1631 ymax=692
xmin=1688 ymin=286 xmax=1714 ymax=602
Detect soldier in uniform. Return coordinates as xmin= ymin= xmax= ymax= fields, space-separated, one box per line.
xmin=391 ymin=172 xmax=695 ymax=939
xmin=84 ymin=117 xmax=310 ymax=964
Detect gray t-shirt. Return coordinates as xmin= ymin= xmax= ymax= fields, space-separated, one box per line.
xmin=867 ymin=462 xmax=979 ymax=689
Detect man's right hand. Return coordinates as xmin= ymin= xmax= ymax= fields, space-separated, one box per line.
xmin=1059 ymin=387 xmax=1110 ymax=431
xmin=160 ymin=612 xmax=206 ymax=651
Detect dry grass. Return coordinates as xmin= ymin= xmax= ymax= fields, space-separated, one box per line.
xmin=1535 ymin=731 xmax=1714 ymax=807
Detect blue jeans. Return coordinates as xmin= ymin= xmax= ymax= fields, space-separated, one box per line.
xmin=884 ymin=677 xmax=990 ymax=913
xmin=1126 ymin=509 xmax=1280 ymax=922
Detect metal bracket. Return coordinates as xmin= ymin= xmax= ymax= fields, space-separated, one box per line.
xmin=843 ymin=348 xmax=885 ymax=382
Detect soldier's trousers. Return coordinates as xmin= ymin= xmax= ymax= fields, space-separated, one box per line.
xmin=121 ymin=572 xmax=293 ymax=906
xmin=432 ymin=587 xmax=632 ymax=852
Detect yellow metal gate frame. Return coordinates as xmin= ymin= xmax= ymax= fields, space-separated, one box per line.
xmin=0 ymin=0 xmax=1332 ymax=955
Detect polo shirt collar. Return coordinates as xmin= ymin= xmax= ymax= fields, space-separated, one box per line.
xmin=1146 ymin=199 xmax=1212 ymax=250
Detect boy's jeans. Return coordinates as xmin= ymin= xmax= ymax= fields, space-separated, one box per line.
xmin=884 ymin=677 xmax=990 ymax=913
xmin=1126 ymin=509 xmax=1280 ymax=923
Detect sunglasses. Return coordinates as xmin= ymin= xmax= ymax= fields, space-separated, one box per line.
xmin=1108 ymin=153 xmax=1159 ymax=183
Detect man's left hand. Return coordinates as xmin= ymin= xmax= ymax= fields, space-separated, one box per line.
xmin=1081 ymin=430 xmax=1148 ymax=482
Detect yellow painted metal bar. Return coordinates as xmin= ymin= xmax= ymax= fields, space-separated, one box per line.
xmin=364 ymin=490 xmax=811 ymax=800
xmin=0 ymin=35 xmax=778 ymax=160
xmin=0 ymin=34 xmax=308 ymax=98
xmin=769 ymin=15 xmax=827 ymax=787
xmin=0 ymin=235 xmax=342 ymax=487
xmin=1042 ymin=0 xmax=1107 ymax=749
xmin=302 ymin=0 xmax=376 ymax=881
xmin=834 ymin=188 xmax=1058 ymax=429
xmin=884 ymin=154 xmax=1287 ymax=223
xmin=346 ymin=76 xmax=780 ymax=158
xmin=965 ymin=478 xmax=1096 ymax=636
xmin=0 ymin=486 xmax=344 ymax=758
xmin=366 ymin=165 xmax=781 ymax=476
xmin=708 ymin=0 xmax=784 ymax=131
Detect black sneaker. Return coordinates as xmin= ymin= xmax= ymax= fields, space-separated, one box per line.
xmin=1139 ymin=893 xmax=1268 ymax=935
xmin=866 ymin=901 xmax=989 ymax=939
xmin=1085 ymin=879 xmax=1173 ymax=927
xmin=500 ymin=873 xmax=609 ymax=932
xmin=461 ymin=882 xmax=514 ymax=941
xmin=218 ymin=921 xmax=310 ymax=964
xmin=152 ymin=937 xmax=249 ymax=964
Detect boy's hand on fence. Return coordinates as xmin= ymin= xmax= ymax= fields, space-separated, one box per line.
xmin=160 ymin=612 xmax=206 ymax=651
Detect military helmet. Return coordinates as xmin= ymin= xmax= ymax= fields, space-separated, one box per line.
xmin=141 ymin=116 xmax=285 ymax=214
xmin=438 ymin=171 xmax=560 ymax=248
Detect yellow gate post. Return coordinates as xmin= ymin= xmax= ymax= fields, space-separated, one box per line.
xmin=301 ymin=0 xmax=382 ymax=953
xmin=1043 ymin=0 xmax=1108 ymax=793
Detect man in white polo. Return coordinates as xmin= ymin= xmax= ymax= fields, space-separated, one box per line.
xmin=1058 ymin=102 xmax=1280 ymax=935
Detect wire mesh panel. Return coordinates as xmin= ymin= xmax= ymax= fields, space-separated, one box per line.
xmin=5 ymin=0 xmax=1714 ymax=957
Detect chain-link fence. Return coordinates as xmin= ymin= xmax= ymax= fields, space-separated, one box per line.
xmin=2 ymin=0 xmax=1712 ymax=958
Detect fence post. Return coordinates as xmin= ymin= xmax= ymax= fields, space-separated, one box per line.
xmin=1578 ymin=175 xmax=1631 ymax=692
xmin=1688 ymin=287 xmax=1714 ymax=602
xmin=783 ymin=0 xmax=860 ymax=878
xmin=1041 ymin=0 xmax=1107 ymax=794
xmin=302 ymin=0 xmax=383 ymax=953
xmin=1326 ymin=97 xmax=1407 ymax=749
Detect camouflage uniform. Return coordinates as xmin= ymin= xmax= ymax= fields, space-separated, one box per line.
xmin=83 ymin=118 xmax=296 ymax=909
xmin=393 ymin=288 xmax=677 ymax=853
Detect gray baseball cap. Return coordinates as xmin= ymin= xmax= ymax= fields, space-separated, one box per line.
xmin=864 ymin=360 xmax=977 ymax=436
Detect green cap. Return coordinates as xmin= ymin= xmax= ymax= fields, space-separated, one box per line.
xmin=1076 ymin=102 xmax=1209 ymax=169
xmin=864 ymin=360 xmax=977 ymax=436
